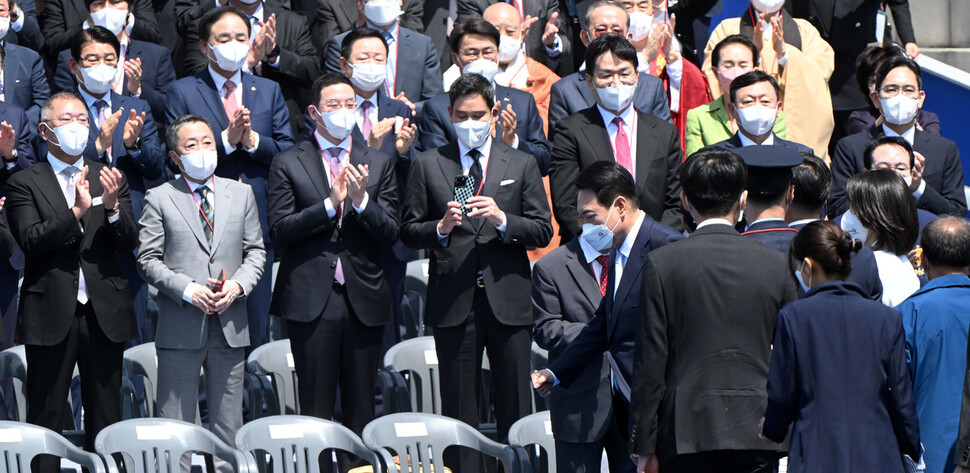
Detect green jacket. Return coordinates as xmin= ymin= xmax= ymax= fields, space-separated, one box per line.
xmin=684 ymin=97 xmax=787 ymax=158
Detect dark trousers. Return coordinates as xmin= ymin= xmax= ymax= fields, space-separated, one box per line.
xmin=247 ymin=246 xmax=274 ymax=352
xmin=661 ymin=450 xmax=779 ymax=473
xmin=435 ymin=284 xmax=532 ymax=473
xmin=555 ymin=405 xmax=635 ymax=473
xmin=287 ymin=283 xmax=384 ymax=435
xmin=26 ymin=302 xmax=124 ymax=472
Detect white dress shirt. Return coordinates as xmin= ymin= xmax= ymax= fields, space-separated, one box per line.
xmin=313 ymin=130 xmax=369 ymax=218
xmin=881 ymin=123 xmax=926 ymax=197
xmin=613 ymin=210 xmax=645 ymax=298
xmin=596 ymin=103 xmax=638 ymax=180
xmin=738 ymin=130 xmax=776 ymax=147
xmin=208 ymin=66 xmax=260 ymax=154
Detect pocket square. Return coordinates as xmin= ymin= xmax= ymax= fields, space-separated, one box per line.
xmin=500 ymin=179 xmax=515 ymax=186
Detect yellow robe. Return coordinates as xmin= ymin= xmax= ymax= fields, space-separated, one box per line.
xmin=702 ymin=17 xmax=835 ymax=160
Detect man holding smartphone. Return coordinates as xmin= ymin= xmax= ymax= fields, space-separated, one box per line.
xmin=136 ymin=114 xmax=266 ymax=470
xmin=401 ymin=73 xmax=552 ymax=473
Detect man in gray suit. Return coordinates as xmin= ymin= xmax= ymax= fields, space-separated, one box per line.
xmin=136 ymin=114 xmax=266 ymax=462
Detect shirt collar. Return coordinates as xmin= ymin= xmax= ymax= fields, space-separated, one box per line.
xmin=367 ymin=22 xmax=399 ymax=41
xmin=617 ymin=211 xmax=646 ymax=261
xmin=183 ymin=176 xmax=214 ymax=193
xmin=578 ymin=234 xmax=605 ymax=264
xmin=789 ymin=218 xmax=818 ymax=228
xmin=208 ymin=66 xmax=243 ymax=94
xmin=696 ymin=218 xmax=733 ymax=229
xmin=738 ymin=131 xmax=775 ymax=147
xmin=313 ymin=129 xmax=352 ymax=156
xmin=457 ymin=133 xmax=492 ymax=160
xmin=249 ymin=3 xmax=265 ymax=22
xmin=48 ymin=152 xmax=84 ymax=175
xmin=77 ymin=86 xmax=111 ymax=109
xmin=356 ymin=93 xmax=377 ymax=110
xmin=596 ymin=101 xmax=636 ymax=128
xmin=882 ymin=123 xmax=916 ymax=145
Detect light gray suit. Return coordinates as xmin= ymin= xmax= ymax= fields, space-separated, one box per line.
xmin=136 ymin=176 xmax=266 ymax=456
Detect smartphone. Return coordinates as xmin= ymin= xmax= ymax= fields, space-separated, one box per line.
xmin=454 ymin=174 xmax=475 ymax=215
xmin=207 ymin=269 xmax=226 ymax=293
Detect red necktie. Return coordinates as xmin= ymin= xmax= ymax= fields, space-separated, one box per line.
xmin=222 ymin=80 xmax=238 ymax=121
xmin=594 ymin=255 xmax=609 ymax=297
xmin=612 ymin=116 xmax=632 ymax=174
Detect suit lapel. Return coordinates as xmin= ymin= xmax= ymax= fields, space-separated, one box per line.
xmin=581 ymin=108 xmax=615 ymax=163
xmin=475 ymin=140 xmax=511 ymax=232
xmin=339 ymin=0 xmax=358 ymax=28
xmin=209 ymin=178 xmax=232 ymax=255
xmin=634 ymin=110 xmax=653 ymax=191
xmin=296 ymin=140 xmax=331 ymax=201
xmin=608 ymin=218 xmax=650 ymax=334
xmin=241 ymin=73 xmax=257 ymax=109
xmin=80 ymin=161 xmax=103 ymax=232
xmin=576 ymin=73 xmax=597 ymax=106
xmin=433 ymin=142 xmax=474 ymax=233
xmin=170 ymin=178 xmax=209 ymax=250
xmin=2 ymin=56 xmax=19 ymax=102
xmin=110 ymin=92 xmax=128 ymax=160
xmin=36 ymin=163 xmax=70 ymax=213
xmin=122 ymin=41 xmax=146 ymax=96
xmin=564 ymin=242 xmax=602 ymax=307
xmin=196 ymin=72 xmax=230 ymax=131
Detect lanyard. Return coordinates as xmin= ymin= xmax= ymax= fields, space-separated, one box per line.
xmin=183 ymin=175 xmax=215 ymax=236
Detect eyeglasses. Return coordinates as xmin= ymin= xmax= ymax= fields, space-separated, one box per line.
xmin=78 ymin=53 xmax=119 ymax=67
xmin=319 ymin=99 xmax=357 ymax=111
xmin=873 ymin=163 xmax=911 ymax=173
xmin=878 ymin=85 xmax=920 ymax=98
xmin=459 ymin=47 xmax=497 ymax=60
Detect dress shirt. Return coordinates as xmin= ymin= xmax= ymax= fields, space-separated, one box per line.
xmin=738 ymin=130 xmax=776 ymax=147
xmin=208 ymin=66 xmax=260 ymax=154
xmin=313 ymin=129 xmax=369 ymax=218
xmin=596 ymin=103 xmax=638 ymax=180
xmin=696 ymin=218 xmax=733 ymax=229
xmin=436 ymin=135 xmax=508 ymax=243
xmin=788 ymin=218 xmax=818 ymax=228
xmin=745 ymin=217 xmax=785 ymax=231
xmin=613 ymin=210 xmax=645 ymax=298
xmin=881 ymin=123 xmax=926 ymax=198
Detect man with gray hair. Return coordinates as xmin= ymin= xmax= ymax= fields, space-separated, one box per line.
xmin=896 ymin=216 xmax=970 ymax=473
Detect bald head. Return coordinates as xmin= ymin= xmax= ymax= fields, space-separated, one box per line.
xmin=483 ymin=2 xmax=521 ymax=30
xmin=921 ymin=216 xmax=970 ymax=278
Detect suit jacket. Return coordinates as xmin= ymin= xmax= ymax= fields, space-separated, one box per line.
xmin=401 ymin=139 xmax=552 ymax=327
xmin=456 ymin=0 xmax=571 ymax=75
xmin=324 ymin=26 xmax=443 ymax=108
xmin=0 ymin=216 xmax=12 ymax=340
xmin=1 ymin=0 xmax=44 ymax=52
xmin=136 ymin=177 xmax=266 ymax=349
xmin=40 ymin=0 xmax=161 ymax=61
xmin=630 ymin=223 xmax=797 ymax=461
xmin=550 ymin=106 xmax=683 ymax=241
xmin=0 ymin=102 xmax=35 ymax=182
xmin=713 ymin=132 xmax=813 ymax=155
xmin=741 ymin=219 xmax=798 ymax=254
xmin=828 ymin=126 xmax=967 ymax=218
xmin=545 ymin=215 xmax=683 ymax=433
xmin=313 ymin=0 xmax=424 ymax=51
xmin=166 ymin=69 xmax=297 ymax=243
xmin=416 ymin=87 xmax=551 ymax=175
xmin=54 ymin=40 xmax=177 ymax=128
xmin=531 ymin=238 xmax=610 ymax=443
xmin=5 ymin=158 xmax=139 ymax=345
xmin=3 ymin=43 xmax=49 ymax=137
xmin=548 ymin=71 xmax=671 ymax=135
xmin=268 ymin=138 xmax=399 ymax=326
xmin=790 ymin=219 xmax=883 ymax=301
xmin=762 ymin=281 xmax=921 ymax=472
xmin=684 ymin=97 xmax=788 ymax=157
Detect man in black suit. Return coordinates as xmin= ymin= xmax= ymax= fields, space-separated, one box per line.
xmin=41 ymin=0 xmax=160 ymax=62
xmin=267 ymin=72 xmax=399 ymax=435
xmin=785 ymin=152 xmax=882 ymax=300
xmin=313 ymin=0 xmax=424 ymax=52
xmin=0 ymin=101 xmax=31 ymax=348
xmin=0 ymin=197 xmax=12 ymax=344
xmin=323 ymin=0 xmax=443 ymax=117
xmin=713 ymin=71 xmax=813 ymax=154
xmin=401 ymin=73 xmax=552 ymax=473
xmin=828 ymin=56 xmax=967 ymax=219
xmin=547 ymin=0 xmax=670 ymax=134
xmin=417 ymin=18 xmax=550 ymax=174
xmin=630 ymin=148 xmax=797 ymax=473
xmin=457 ymin=0 xmax=572 ymax=76
xmin=734 ymin=145 xmax=801 ymax=253
xmin=532 ymin=161 xmax=682 ymax=473
xmin=550 ymin=34 xmax=682 ymax=242
xmin=5 ymin=92 xmax=138 ymax=470
xmin=51 ymin=0 xmax=177 ymax=129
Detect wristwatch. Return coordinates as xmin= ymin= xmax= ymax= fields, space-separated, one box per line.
xmin=106 ymin=201 xmax=120 ymax=216
xmin=125 ymin=137 xmax=142 ymax=151
xmin=1 ymin=149 xmax=17 ymax=163
xmin=266 ymin=45 xmax=281 ymax=63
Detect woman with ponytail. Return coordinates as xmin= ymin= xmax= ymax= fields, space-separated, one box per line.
xmin=760 ymin=220 xmax=922 ymax=472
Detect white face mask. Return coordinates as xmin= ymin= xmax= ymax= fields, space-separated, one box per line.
xmin=879 ymin=95 xmax=919 ymax=126
xmin=78 ymin=64 xmax=117 ymax=95
xmin=597 ymin=83 xmax=636 ymax=113
xmin=794 ymin=260 xmax=811 ymax=292
xmin=736 ymin=104 xmax=776 ymax=137
xmin=840 ymin=209 xmax=870 ymax=247
xmin=46 ymin=122 xmax=89 ymax=156
xmin=314 ymin=107 xmax=357 ymax=141
xmin=462 ymin=58 xmax=499 ymax=82
xmin=349 ymin=63 xmax=387 ymax=92
xmin=208 ymin=41 xmax=250 ymax=72
xmin=0 ymin=16 xmax=10 ymax=39
xmin=581 ymin=202 xmax=620 ymax=252
xmin=454 ymin=118 xmax=491 ymax=150
xmin=90 ymin=7 xmax=128 ymax=35
xmin=180 ymin=149 xmax=218 ymax=181
xmin=628 ymin=11 xmax=651 ymax=42
xmin=363 ymin=0 xmax=402 ymax=27
xmin=751 ymin=0 xmax=785 ymax=14
xmin=498 ymin=35 xmax=520 ymax=63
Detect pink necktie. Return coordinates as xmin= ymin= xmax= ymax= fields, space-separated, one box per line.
xmin=222 ymin=80 xmax=238 ymax=121
xmin=95 ymin=100 xmax=112 ymax=159
xmin=327 ymin=147 xmax=345 ymax=285
xmin=612 ymin=116 xmax=632 ymax=174
xmin=360 ymin=101 xmax=373 ymax=140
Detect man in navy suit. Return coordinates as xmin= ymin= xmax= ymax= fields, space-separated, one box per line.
xmin=0 ymin=41 xmax=49 ymax=145
xmin=52 ymin=0 xmax=176 ymax=128
xmin=0 ymin=100 xmax=33 ymax=349
xmin=712 ymin=71 xmax=813 ymax=154
xmin=532 ymin=161 xmax=682 ymax=473
xmin=829 ymin=55 xmax=967 ymax=218
xmin=547 ymin=0 xmax=670 ymax=135
xmin=417 ymin=19 xmax=551 ymax=175
xmin=166 ymin=6 xmax=296 ymax=349
xmin=323 ymin=0 xmax=443 ymax=116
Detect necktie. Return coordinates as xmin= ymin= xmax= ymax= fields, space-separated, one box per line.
xmin=196 ymin=185 xmax=214 ymax=246
xmin=612 ymin=116 xmax=632 ymax=174
xmin=222 ymin=80 xmax=238 ymax=121
xmin=594 ymin=255 xmax=609 ymax=296
xmin=63 ymin=166 xmax=79 ymax=208
xmin=468 ymin=149 xmax=483 ymax=194
xmin=327 ymin=147 xmax=346 ymax=285
xmin=360 ymin=101 xmax=373 ymax=140
xmin=95 ymin=100 xmax=111 ymax=160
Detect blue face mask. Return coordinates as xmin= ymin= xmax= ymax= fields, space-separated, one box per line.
xmin=581 ymin=202 xmax=620 ymax=252
xmin=794 ymin=260 xmax=811 ymax=292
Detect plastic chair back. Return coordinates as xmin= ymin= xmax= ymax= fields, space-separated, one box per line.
xmin=0 ymin=421 xmax=106 ymax=473
xmin=405 ymin=258 xmax=429 ymax=298
xmin=247 ymin=340 xmax=299 ymax=414
xmin=122 ymin=343 xmax=158 ymax=417
xmin=95 ymin=418 xmax=248 ymax=473
xmin=383 ymin=337 xmax=439 ymax=414
xmin=235 ymin=415 xmax=380 ymax=473
xmin=362 ymin=412 xmax=520 ymax=473
xmin=509 ymin=412 xmax=555 ymax=473
xmin=0 ymin=346 xmax=79 ymax=430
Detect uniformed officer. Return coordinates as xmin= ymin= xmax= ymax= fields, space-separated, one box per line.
xmin=736 ymin=145 xmax=802 ymax=253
